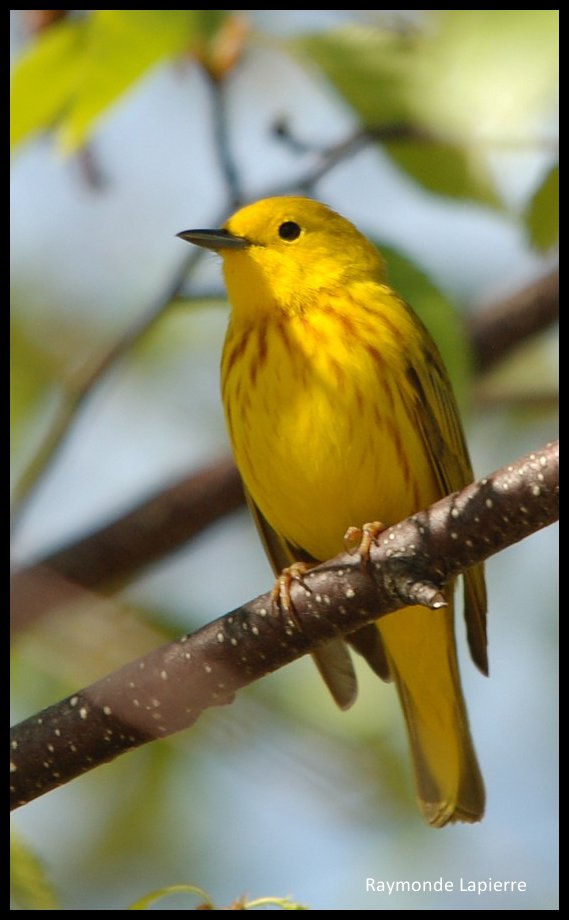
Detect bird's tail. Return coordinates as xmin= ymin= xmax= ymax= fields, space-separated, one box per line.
xmin=378 ymin=600 xmax=485 ymax=827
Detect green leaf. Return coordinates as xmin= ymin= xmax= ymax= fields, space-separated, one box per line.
xmin=385 ymin=139 xmax=497 ymax=205
xmin=291 ymin=26 xmax=499 ymax=206
xmin=10 ymin=830 xmax=61 ymax=910
xmin=292 ymin=12 xmax=558 ymax=206
xmin=245 ymin=896 xmax=310 ymax=910
xmin=58 ymin=10 xmax=200 ymax=152
xmin=378 ymin=243 xmax=473 ymax=410
xmin=128 ymin=883 xmax=214 ymax=910
xmin=11 ymin=11 xmax=234 ymax=152
xmin=10 ymin=19 xmax=84 ymax=148
xmin=413 ymin=11 xmax=558 ymax=142
xmin=292 ymin=27 xmax=412 ymax=126
xmin=525 ymin=164 xmax=559 ymax=251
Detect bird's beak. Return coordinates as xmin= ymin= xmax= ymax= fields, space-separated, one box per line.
xmin=176 ymin=228 xmax=249 ymax=251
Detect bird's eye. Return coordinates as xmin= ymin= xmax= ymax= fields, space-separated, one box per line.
xmin=278 ymin=221 xmax=302 ymax=241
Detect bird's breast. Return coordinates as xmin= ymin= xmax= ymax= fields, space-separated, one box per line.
xmin=221 ymin=304 xmax=437 ymax=561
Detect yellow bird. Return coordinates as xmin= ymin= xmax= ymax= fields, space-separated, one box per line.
xmin=178 ymin=196 xmax=487 ymax=827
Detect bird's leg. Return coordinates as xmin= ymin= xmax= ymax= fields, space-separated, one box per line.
xmin=344 ymin=521 xmax=386 ymax=571
xmin=271 ymin=561 xmax=315 ymax=615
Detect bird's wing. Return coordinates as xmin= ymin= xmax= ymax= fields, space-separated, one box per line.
xmin=245 ymin=488 xmax=359 ymax=709
xmin=403 ymin=330 xmax=488 ymax=676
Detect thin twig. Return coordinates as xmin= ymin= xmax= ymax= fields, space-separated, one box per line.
xmin=271 ymin=123 xmax=430 ymax=195
xmin=207 ymin=74 xmax=242 ymax=209
xmin=11 ymin=246 xmax=203 ymax=526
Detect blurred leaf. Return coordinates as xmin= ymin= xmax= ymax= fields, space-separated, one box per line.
xmin=11 ymin=10 xmax=236 ymax=152
xmin=292 ymin=26 xmax=499 ymax=206
xmin=378 ymin=243 xmax=473 ymax=410
xmin=58 ymin=10 xmax=202 ymax=152
xmin=90 ymin=741 xmax=183 ymax=869
xmin=128 ymin=883 xmax=214 ymax=910
xmin=10 ymin=321 xmax=56 ymax=444
xmin=10 ymin=19 xmax=84 ymax=147
xmin=291 ymin=27 xmax=412 ymax=125
xmin=131 ymin=298 xmax=228 ymax=365
xmin=10 ymin=830 xmax=61 ymax=910
xmin=128 ymin=885 xmax=308 ymax=910
xmin=476 ymin=327 xmax=559 ymax=408
xmin=384 ymin=139 xmax=496 ymax=204
xmin=293 ymin=11 xmax=558 ymax=205
xmin=414 ymin=10 xmax=558 ymax=141
xmin=525 ymin=164 xmax=559 ymax=251
xmin=246 ymin=896 xmax=309 ymax=910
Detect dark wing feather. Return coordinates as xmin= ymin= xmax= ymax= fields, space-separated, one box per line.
xmin=404 ymin=332 xmax=488 ymax=676
xmin=348 ymin=623 xmax=392 ymax=681
xmin=245 ymin=489 xmax=359 ymax=709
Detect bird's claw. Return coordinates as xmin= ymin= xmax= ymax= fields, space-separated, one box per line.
xmin=271 ymin=561 xmax=314 ymax=614
xmin=344 ymin=521 xmax=385 ymax=571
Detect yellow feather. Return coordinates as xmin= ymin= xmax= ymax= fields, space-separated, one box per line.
xmin=179 ymin=196 xmax=488 ymax=826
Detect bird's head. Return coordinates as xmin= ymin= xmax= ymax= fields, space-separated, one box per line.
xmin=178 ymin=196 xmax=386 ymax=318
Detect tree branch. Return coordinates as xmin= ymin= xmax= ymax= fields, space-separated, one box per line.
xmin=270 ymin=122 xmax=430 ymax=194
xmin=10 ymin=440 xmax=558 ymax=810
xmin=468 ymin=268 xmax=559 ymax=372
xmin=10 ymin=458 xmax=244 ymax=634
